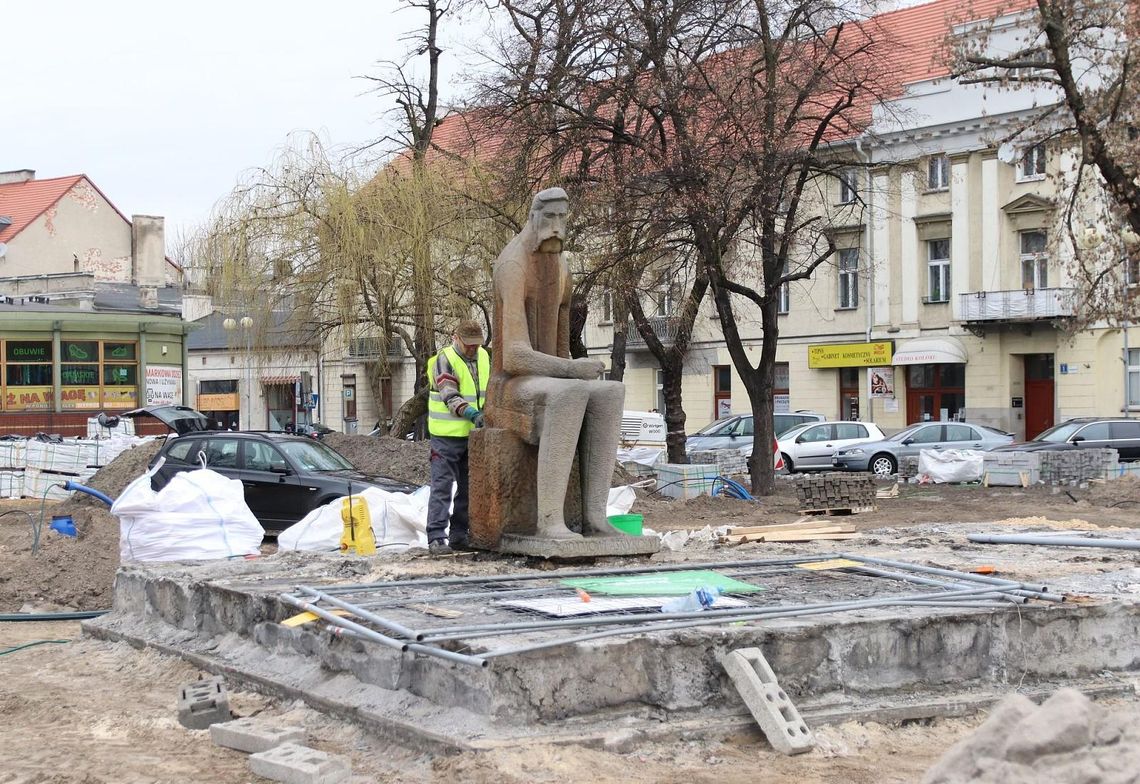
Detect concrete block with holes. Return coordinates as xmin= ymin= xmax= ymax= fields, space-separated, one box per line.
xmin=719 ymin=647 xmax=815 ymax=755
xmin=209 ymin=716 xmax=305 ymax=754
xmin=249 ymin=743 xmax=351 ymax=784
xmin=176 ymin=676 xmax=231 ymax=730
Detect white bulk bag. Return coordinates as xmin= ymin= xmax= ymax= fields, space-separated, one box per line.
xmin=112 ymin=463 xmax=264 ymax=562
xmin=606 ymin=485 xmax=637 ymax=517
xmin=917 ymin=448 xmax=986 ymax=484
xmin=277 ymin=485 xmax=430 ymax=553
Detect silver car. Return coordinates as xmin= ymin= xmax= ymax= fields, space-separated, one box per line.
xmin=832 ymin=421 xmax=1014 ymax=477
xmin=686 ymin=412 xmax=825 ymax=454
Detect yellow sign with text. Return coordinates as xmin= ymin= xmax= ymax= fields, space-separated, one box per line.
xmin=807 ymin=341 xmax=893 ymax=368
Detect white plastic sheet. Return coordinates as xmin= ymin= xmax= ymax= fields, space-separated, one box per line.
xmin=606 ymin=485 xmax=637 ymax=517
xmin=616 ymin=447 xmax=664 ymax=468
xmin=917 ymin=448 xmax=986 ymax=484
xmin=277 ymin=485 xmax=431 ymax=553
xmin=112 ymin=464 xmax=265 ymax=562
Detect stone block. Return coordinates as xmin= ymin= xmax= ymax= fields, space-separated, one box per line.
xmin=209 ymin=716 xmax=305 ymax=753
xmin=497 ymin=533 xmax=660 ymax=558
xmin=249 ymin=743 xmax=350 ymax=784
xmin=719 ymin=647 xmax=814 ymax=755
xmin=177 ymin=676 xmax=230 ymax=730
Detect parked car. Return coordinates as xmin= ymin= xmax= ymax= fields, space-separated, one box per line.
xmin=686 ymin=411 xmax=825 ymax=454
xmin=833 ymin=421 xmax=1015 ymax=477
xmin=776 ymin=421 xmax=886 ymax=472
xmin=990 ymin=418 xmax=1140 ymax=461
xmin=295 ymin=422 xmax=334 ymax=440
xmin=126 ymin=406 xmax=417 ymax=532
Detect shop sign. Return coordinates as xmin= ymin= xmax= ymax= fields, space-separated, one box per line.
xmin=868 ymin=367 xmax=895 ymax=399
xmin=198 ymin=393 xmax=239 ymax=411
xmin=808 ymin=341 xmax=893 ymax=368
xmin=5 ymin=341 xmax=52 ymax=363
xmin=146 ymin=365 xmax=183 ymax=406
xmin=773 ymin=394 xmax=790 ymax=414
xmin=60 ymin=387 xmax=102 ymax=409
xmin=4 ymin=386 xmax=53 ymax=410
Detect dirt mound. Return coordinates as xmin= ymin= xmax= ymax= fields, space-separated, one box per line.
xmin=323 ymin=433 xmax=431 ymax=486
xmin=63 ymin=440 xmax=163 ymax=510
xmin=1084 ymin=474 xmax=1140 ymax=508
xmin=923 ymin=689 xmax=1140 ymax=783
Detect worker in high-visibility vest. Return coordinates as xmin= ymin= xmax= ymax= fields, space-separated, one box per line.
xmin=426 ymin=320 xmax=490 ymax=554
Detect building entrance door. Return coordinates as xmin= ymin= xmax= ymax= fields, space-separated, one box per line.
xmin=1023 ymin=353 xmax=1055 ymax=439
xmin=905 ymin=364 xmax=966 ymax=424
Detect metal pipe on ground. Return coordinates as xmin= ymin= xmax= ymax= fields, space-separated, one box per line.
xmin=967 ymin=533 xmax=1140 ymax=551
xmin=279 ymin=593 xmax=488 ymax=668
xmin=839 ymin=553 xmax=1052 ymax=594
xmin=477 ymin=585 xmax=1018 ymax=661
xmin=316 ymin=555 xmax=832 ymax=595
xmin=848 ymin=565 xmax=1029 ymax=603
xmin=295 ymin=585 xmax=418 ymax=640
xmin=416 ymin=585 xmax=1013 ymax=646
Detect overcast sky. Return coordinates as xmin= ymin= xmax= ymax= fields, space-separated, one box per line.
xmin=2 ymin=1 xmax=475 ymax=246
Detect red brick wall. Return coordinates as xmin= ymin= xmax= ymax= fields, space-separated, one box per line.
xmin=0 ymin=412 xmax=167 ymax=438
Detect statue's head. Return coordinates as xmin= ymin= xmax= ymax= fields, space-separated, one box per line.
xmin=529 ymin=187 xmax=570 ymax=253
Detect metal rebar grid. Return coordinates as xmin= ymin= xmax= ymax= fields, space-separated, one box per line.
xmin=277 ymin=553 xmax=1063 ymax=668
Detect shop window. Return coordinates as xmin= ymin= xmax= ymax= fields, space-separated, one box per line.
xmin=840 ymin=367 xmax=860 ymax=420
xmin=4 ymin=340 xmax=53 ymax=411
xmin=907 ymin=364 xmax=966 ymax=423
xmin=926 ymin=239 xmax=951 ymax=303
xmin=838 ymin=248 xmax=859 ymax=309
xmin=927 ymin=155 xmax=950 ymax=191
xmin=773 ymin=362 xmax=790 ymax=413
xmin=713 ymin=365 xmax=732 ymax=419
xmin=1127 ymin=348 xmax=1139 ymax=408
xmin=1020 ymin=231 xmax=1048 ymax=290
xmin=200 ymin=379 xmax=238 ymax=394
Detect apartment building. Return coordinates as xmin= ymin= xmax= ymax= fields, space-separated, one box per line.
xmin=582 ymin=0 xmax=1138 ymax=441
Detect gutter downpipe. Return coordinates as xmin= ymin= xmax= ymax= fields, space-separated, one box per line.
xmin=854 ymin=137 xmax=875 ymax=421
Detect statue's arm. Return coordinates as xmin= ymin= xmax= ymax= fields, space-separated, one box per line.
xmin=499 ymin=267 xmax=590 ymax=379
xmin=557 ymin=264 xmax=571 ymax=359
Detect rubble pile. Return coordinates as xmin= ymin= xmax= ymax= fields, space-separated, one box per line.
xmin=793 ymin=472 xmax=876 ymax=512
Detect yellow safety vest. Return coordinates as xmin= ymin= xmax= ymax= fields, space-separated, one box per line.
xmin=427 ymin=345 xmax=490 ymax=437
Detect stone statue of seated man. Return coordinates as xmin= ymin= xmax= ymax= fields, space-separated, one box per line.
xmin=483 ymin=187 xmax=627 ymax=540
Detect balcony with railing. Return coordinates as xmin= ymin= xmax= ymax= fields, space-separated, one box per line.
xmin=958 ymin=288 xmax=1075 ymax=322
xmin=348 ymin=335 xmax=405 ymax=358
xmin=625 ymin=316 xmax=683 ymax=347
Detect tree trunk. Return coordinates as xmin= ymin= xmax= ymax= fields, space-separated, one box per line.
xmin=661 ymin=356 xmax=688 ymax=464
xmin=609 ymin=295 xmax=631 ymax=381
xmin=569 ymin=289 xmax=589 ymax=358
xmin=741 ymin=301 xmax=781 ymax=496
xmin=389 ymin=386 xmax=428 ymax=439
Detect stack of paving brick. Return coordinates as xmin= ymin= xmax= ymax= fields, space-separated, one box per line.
xmin=793 ymin=472 xmax=876 ymax=512
xmin=899 ymin=456 xmax=920 ymax=480
xmin=689 ymin=449 xmax=749 ymax=477
xmin=981 ymin=451 xmax=1041 ymax=487
xmin=1038 ymin=449 xmax=1119 ymax=484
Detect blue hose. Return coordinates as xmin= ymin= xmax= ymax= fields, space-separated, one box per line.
xmin=711 ymin=476 xmax=755 ymax=501
xmin=63 ymin=481 xmax=113 ymax=507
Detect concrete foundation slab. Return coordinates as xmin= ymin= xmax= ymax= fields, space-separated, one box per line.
xmin=496 ymin=532 xmax=661 ymax=557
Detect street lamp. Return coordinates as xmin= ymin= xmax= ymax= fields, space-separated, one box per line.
xmin=223 ymin=316 xmax=254 ymax=429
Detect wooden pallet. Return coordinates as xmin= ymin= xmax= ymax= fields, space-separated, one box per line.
xmin=720 ymin=519 xmax=859 ymax=544
xmin=798 ymin=505 xmax=875 ymax=516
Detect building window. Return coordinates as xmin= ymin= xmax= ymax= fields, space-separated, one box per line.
xmin=1125 ymin=254 xmax=1139 ymax=287
xmin=1128 ymin=348 xmax=1139 ymax=408
xmin=655 ymin=288 xmax=675 ymax=317
xmin=927 ymin=238 xmax=951 ymax=303
xmin=1018 ymin=143 xmax=1047 ymax=181
xmin=773 ymin=362 xmax=790 ymax=413
xmin=907 ymin=363 xmax=966 ymax=423
xmin=714 ymin=365 xmax=732 ymax=419
xmin=838 ymin=169 xmax=858 ymax=204
xmin=600 ymin=290 xmax=614 ymax=324
xmin=4 ymin=340 xmax=53 ymax=411
xmin=655 ymin=369 xmax=665 ymax=413
xmin=777 ymin=282 xmax=790 ymax=314
xmin=3 ymin=339 xmax=140 ymax=412
xmin=838 ymin=248 xmax=859 ymax=309
xmin=200 ymin=379 xmax=238 ymax=394
xmin=1020 ymin=231 xmax=1048 ymax=290
xmin=927 ymin=155 xmax=950 ymax=191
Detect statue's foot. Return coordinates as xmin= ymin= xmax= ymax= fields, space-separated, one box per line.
xmin=536 ymin=522 xmax=584 ymax=540
xmin=584 ymin=517 xmax=624 ymax=537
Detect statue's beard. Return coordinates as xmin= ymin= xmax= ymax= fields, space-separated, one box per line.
xmin=536 ymin=236 xmax=562 ymax=254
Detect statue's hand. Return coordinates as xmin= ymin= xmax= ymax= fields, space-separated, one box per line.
xmin=569 ymin=357 xmax=606 ymax=380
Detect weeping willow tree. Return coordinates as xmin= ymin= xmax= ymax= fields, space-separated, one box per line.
xmin=188 ymin=134 xmax=504 ymax=435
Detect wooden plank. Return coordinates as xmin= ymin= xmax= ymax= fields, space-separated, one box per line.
xmin=726 ymin=520 xmax=836 ymax=536
xmin=759 ymin=532 xmax=861 ymax=543
xmin=722 ymin=527 xmax=857 ymax=544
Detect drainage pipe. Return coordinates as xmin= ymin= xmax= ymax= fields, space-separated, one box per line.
xmin=477 ymin=585 xmax=1017 ymax=661
xmin=967 ymin=533 xmax=1140 ymax=551
xmin=62 ymin=481 xmax=113 ymax=507
xmin=317 ymin=555 xmax=832 ymax=595
xmin=839 ymin=553 xmax=1052 ymax=594
xmin=0 ymin=610 xmax=108 ymax=622
xmin=416 ymin=585 xmax=1011 ymax=645
xmin=295 ymin=586 xmax=418 ymax=640
xmin=279 ymin=594 xmax=487 ymax=668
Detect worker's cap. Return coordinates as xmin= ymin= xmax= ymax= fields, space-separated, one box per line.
xmin=455 ymin=320 xmax=485 ymax=344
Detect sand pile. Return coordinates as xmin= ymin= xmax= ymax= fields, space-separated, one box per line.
xmin=323 ymin=433 xmax=431 ymax=486
xmin=923 ymin=689 xmax=1140 ymax=784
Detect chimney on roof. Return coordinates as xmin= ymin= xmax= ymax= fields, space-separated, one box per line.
xmin=131 ymin=214 xmax=166 ymax=289
xmin=0 ymin=170 xmax=35 ymax=185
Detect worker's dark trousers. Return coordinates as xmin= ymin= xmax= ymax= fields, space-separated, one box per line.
xmin=427 ymin=435 xmax=470 ymax=544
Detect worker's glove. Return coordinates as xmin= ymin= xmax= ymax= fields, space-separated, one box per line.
xmin=474 ymin=412 xmax=485 ymax=428
xmin=463 ymin=406 xmax=483 ymax=425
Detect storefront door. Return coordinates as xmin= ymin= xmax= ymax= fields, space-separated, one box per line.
xmin=905 ymin=364 xmax=966 ymax=424
xmin=1023 ymin=354 xmax=1055 ymax=439
xmin=839 ymin=367 xmax=860 ymax=420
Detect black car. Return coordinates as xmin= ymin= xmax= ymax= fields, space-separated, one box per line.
xmin=126 ymin=406 xmax=417 ymax=532
xmin=991 ymin=417 xmax=1140 ymax=461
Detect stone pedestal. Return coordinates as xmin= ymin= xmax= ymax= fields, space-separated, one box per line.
xmin=497 ymin=533 xmax=660 ymax=558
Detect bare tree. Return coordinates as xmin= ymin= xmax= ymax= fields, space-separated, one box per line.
xmin=950 ymin=0 xmax=1140 ymax=323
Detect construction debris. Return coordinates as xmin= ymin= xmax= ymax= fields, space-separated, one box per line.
xmin=720 ymin=647 xmax=814 ymax=755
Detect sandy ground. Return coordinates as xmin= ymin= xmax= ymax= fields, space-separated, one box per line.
xmin=2 ymin=436 xmax=1139 ymax=781
xmin=0 ymin=620 xmax=993 ymax=784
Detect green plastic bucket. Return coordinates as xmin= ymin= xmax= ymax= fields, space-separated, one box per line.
xmin=608 ymin=513 xmax=644 ymax=536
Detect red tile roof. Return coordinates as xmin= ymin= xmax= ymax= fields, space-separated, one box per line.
xmin=0 ymin=175 xmax=84 ymax=244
